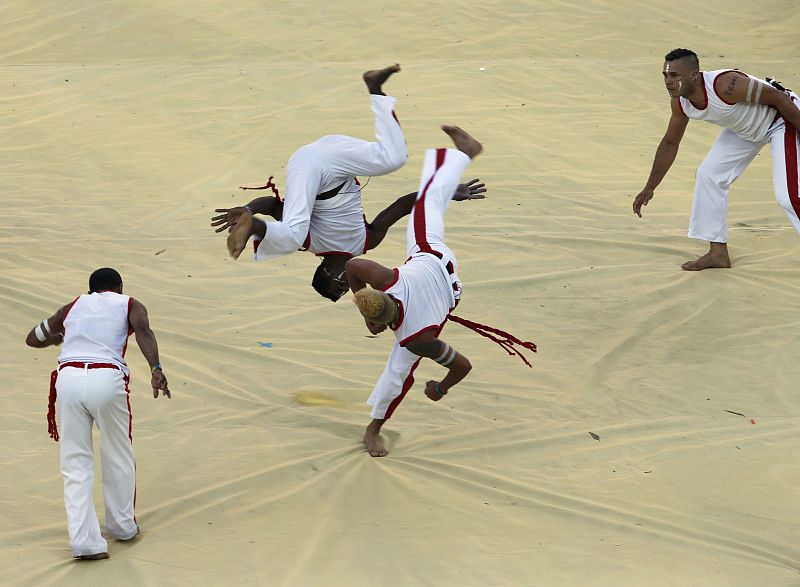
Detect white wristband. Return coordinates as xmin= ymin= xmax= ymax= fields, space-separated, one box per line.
xmin=34 ymin=324 xmax=47 ymax=342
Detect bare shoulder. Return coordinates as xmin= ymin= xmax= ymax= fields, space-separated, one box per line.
xmin=714 ymin=70 xmax=750 ymax=103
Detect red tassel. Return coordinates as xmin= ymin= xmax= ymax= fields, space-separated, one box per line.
xmin=447 ymin=314 xmax=537 ymax=367
xmin=47 ymin=369 xmax=59 ymax=442
xmin=239 ymin=175 xmax=282 ymax=202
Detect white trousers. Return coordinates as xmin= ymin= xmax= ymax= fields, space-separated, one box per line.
xmin=688 ymin=102 xmax=800 ymax=242
xmin=367 ymin=148 xmax=471 ymax=420
xmin=56 ymin=365 xmax=137 ymax=556
xmin=256 ymin=94 xmax=408 ymax=261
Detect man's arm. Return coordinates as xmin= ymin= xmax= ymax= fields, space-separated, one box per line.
xmin=715 ymin=71 xmax=800 ymax=130
xmin=633 ymin=99 xmax=689 ymax=217
xmin=404 ymin=331 xmax=472 ymax=400
xmin=365 ymin=180 xmax=487 ymax=250
xmin=128 ymin=299 xmax=170 ymax=398
xmin=25 ymin=303 xmax=71 ymax=348
xmin=344 ymin=258 xmax=396 ymax=292
xmin=211 ymin=196 xmax=284 ymax=233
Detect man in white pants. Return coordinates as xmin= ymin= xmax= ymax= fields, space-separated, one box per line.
xmin=344 ymin=125 xmax=483 ymax=457
xmin=633 ymin=48 xmax=800 ymax=270
xmin=25 ymin=268 xmax=170 ymax=560
xmin=215 ymin=64 xmax=411 ymax=301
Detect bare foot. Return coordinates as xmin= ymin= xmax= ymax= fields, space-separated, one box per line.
xmin=363 ymin=419 xmax=388 ymax=457
xmin=441 ymin=125 xmax=483 ymax=159
xmin=681 ymin=252 xmax=731 ymax=271
xmin=226 ymin=211 xmax=254 ymax=259
xmin=681 ymin=243 xmax=731 ymax=271
xmin=363 ymin=64 xmax=401 ymax=95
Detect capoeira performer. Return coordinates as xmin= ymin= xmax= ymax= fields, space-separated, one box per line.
xmin=212 ymin=64 xmax=486 ymax=302
xmin=212 ymin=173 xmax=487 ymax=301
xmin=25 ymin=268 xmax=170 ymax=560
xmin=345 ymin=126 xmax=536 ymax=457
xmin=633 ymin=48 xmax=800 ymax=270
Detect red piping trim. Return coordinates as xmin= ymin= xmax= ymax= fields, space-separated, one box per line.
xmin=380 ymin=268 xmax=400 ymax=292
xmin=784 ymin=123 xmax=800 ymax=221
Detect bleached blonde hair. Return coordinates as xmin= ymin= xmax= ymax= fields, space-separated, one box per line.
xmin=353 ymin=288 xmax=398 ymax=324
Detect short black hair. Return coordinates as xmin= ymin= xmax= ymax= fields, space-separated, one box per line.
xmin=89 ymin=267 xmax=122 ymax=293
xmin=665 ymin=48 xmax=699 ymax=70
xmin=311 ymin=261 xmax=339 ymax=302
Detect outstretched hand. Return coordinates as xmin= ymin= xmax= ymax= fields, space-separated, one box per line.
xmin=633 ymin=188 xmax=654 ymax=218
xmin=453 ymin=178 xmax=487 ymax=201
xmin=211 ymin=207 xmax=249 ymax=233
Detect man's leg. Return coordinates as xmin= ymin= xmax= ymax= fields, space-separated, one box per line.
xmin=325 ymin=65 xmax=408 ymax=178
xmin=91 ymin=370 xmax=138 ymax=541
xmin=406 ymin=126 xmax=481 ymax=257
xmin=769 ymin=121 xmax=800 ymax=233
xmin=57 ymin=368 xmax=109 ymax=558
xmin=685 ymin=129 xmax=763 ymax=270
xmin=365 ymin=342 xmax=422 ymax=457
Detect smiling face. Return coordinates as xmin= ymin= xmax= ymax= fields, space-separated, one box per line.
xmin=663 ymin=58 xmax=699 ymax=99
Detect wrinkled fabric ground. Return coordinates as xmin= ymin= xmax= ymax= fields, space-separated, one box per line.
xmin=2 ymin=1 xmax=799 ymax=585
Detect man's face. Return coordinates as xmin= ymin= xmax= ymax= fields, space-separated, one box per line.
xmin=662 ymin=59 xmax=695 ymax=98
xmin=319 ymin=266 xmax=350 ymax=301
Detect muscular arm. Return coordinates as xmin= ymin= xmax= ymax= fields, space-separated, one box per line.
xmin=365 ymin=192 xmax=417 ymax=250
xmin=405 ymin=331 xmax=472 ymax=398
xmin=129 ymin=299 xmax=170 ymax=398
xmin=344 ymin=258 xmax=396 ymax=292
xmin=716 ymin=71 xmax=800 ymax=130
xmin=365 ymin=180 xmax=487 ymax=251
xmin=633 ymin=99 xmax=689 ymax=217
xmin=25 ymin=303 xmax=71 ymax=348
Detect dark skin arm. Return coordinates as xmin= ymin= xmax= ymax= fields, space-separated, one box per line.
xmin=405 ymin=331 xmax=472 ymax=400
xmin=129 ymin=299 xmax=170 ymax=398
xmin=25 ymin=303 xmax=71 ymax=348
xmin=633 ymin=98 xmax=689 ymax=217
xmin=365 ymin=179 xmax=486 ymax=250
xmin=210 ymin=196 xmax=284 ymax=233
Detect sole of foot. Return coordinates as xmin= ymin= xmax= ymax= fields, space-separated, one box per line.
xmin=226 ymin=213 xmax=253 ymax=259
xmin=363 ymin=64 xmax=401 ymax=94
xmin=441 ymin=125 xmax=483 ymax=159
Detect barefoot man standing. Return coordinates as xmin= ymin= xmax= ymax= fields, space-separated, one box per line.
xmin=25 ymin=268 xmax=170 ymax=560
xmin=345 ymin=125 xmax=483 ymax=457
xmin=633 ymin=48 xmax=800 ymax=270
xmin=215 ymin=65 xmax=414 ymax=302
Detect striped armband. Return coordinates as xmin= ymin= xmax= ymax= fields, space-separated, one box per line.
xmin=433 ymin=343 xmax=457 ymax=367
xmin=745 ymin=78 xmax=764 ymax=104
xmin=34 ymin=319 xmax=51 ymax=342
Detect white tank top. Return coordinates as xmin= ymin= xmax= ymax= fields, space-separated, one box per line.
xmin=58 ymin=292 xmax=132 ymax=372
xmin=678 ymin=69 xmax=778 ymax=143
xmin=383 ymin=252 xmax=457 ymax=346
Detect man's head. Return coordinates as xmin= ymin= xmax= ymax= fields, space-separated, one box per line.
xmin=353 ymin=288 xmax=399 ymax=325
xmin=311 ymin=258 xmax=350 ymax=302
xmin=89 ymin=267 xmax=123 ymax=293
xmin=663 ymin=48 xmax=701 ymax=98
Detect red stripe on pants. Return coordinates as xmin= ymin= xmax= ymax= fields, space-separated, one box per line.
xmin=384 ymin=357 xmax=422 ymax=420
xmin=413 ymin=148 xmax=447 ymax=254
xmin=785 ymin=123 xmax=800 ymax=220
